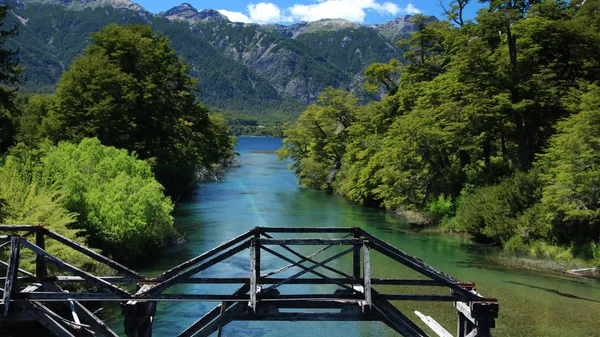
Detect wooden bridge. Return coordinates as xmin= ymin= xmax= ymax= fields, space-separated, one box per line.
xmin=0 ymin=225 xmax=498 ymax=337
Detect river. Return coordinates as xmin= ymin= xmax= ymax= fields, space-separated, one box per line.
xmin=106 ymin=137 xmax=600 ymax=337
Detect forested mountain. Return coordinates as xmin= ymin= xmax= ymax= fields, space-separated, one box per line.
xmin=0 ymin=0 xmax=430 ymax=118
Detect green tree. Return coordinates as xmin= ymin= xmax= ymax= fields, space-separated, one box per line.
xmin=46 ymin=24 xmax=234 ymax=196
xmin=279 ymin=88 xmax=359 ymax=191
xmin=538 ymin=85 xmax=600 ymax=244
xmin=0 ymin=5 xmax=21 ymax=154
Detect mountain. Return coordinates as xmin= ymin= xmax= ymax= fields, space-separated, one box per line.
xmin=0 ymin=0 xmax=429 ymax=118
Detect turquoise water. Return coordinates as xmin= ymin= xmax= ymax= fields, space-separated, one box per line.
xmin=106 ymin=137 xmax=600 ymax=336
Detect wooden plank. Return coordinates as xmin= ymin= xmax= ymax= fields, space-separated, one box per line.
xmin=19 ymin=240 xmax=131 ymax=298
xmin=41 ymin=228 xmax=143 ymax=280
xmin=372 ymin=300 xmax=428 ymax=337
xmin=0 ymin=225 xmax=43 ymax=233
xmin=379 ymin=294 xmax=461 ymax=301
xmin=140 ymin=240 xmax=251 ymax=296
xmin=29 ymin=303 xmax=77 ymax=337
xmin=187 ymin=302 xmax=246 ymax=337
xmin=18 ymin=292 xmax=119 ymax=301
xmin=44 ymin=282 xmax=119 ymax=337
xmin=178 ymin=284 xmax=249 ymax=337
xmin=238 ymin=312 xmax=380 ymax=321
xmin=260 ymin=245 xmax=357 ymax=293
xmin=363 ymin=242 xmax=371 ymax=308
xmin=257 ymin=227 xmax=355 ymax=234
xmin=3 ymin=236 xmax=20 ymax=316
xmin=0 ymin=241 xmax=10 ymax=250
xmin=257 ymin=238 xmax=363 ymax=246
xmin=415 ymin=311 xmax=453 ymax=337
xmin=250 ymin=239 xmax=257 ymax=312
xmin=155 ymin=229 xmax=255 ymax=281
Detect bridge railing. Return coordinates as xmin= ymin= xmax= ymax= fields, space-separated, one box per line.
xmin=0 ymin=225 xmax=498 ymax=337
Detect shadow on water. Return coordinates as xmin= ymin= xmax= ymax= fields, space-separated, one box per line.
xmin=505 ymin=281 xmax=600 ymax=303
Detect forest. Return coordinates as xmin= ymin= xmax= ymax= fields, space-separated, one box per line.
xmin=0 ymin=12 xmax=236 ymax=265
xmin=279 ymin=0 xmax=600 ymax=267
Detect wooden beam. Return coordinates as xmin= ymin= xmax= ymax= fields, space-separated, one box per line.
xmin=28 ymin=303 xmax=77 ymax=337
xmin=139 ymin=240 xmax=251 ymax=296
xmin=363 ymin=241 xmax=371 ymax=308
xmin=257 ymin=238 xmax=363 ymax=246
xmin=3 ymin=236 xmax=20 ymax=316
xmin=257 ymin=227 xmax=355 ymax=234
xmin=250 ymin=239 xmax=257 ymax=312
xmin=41 ymin=228 xmax=143 ymax=280
xmin=262 ymin=232 xmax=351 ymax=279
xmin=43 ymin=282 xmax=119 ymax=337
xmin=19 ymin=239 xmax=131 ymax=298
xmin=154 ymin=229 xmax=255 ymax=281
xmin=35 ymin=232 xmax=48 ymax=282
xmin=0 ymin=225 xmax=43 ymax=233
xmin=0 ymin=258 xmax=35 ymax=278
xmin=415 ymin=311 xmax=453 ymax=337
xmin=261 ymin=245 xmax=357 ymax=293
xmin=178 ymin=284 xmax=249 ymax=337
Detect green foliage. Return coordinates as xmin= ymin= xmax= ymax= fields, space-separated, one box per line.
xmin=537 ymin=85 xmax=600 ymax=244
xmin=42 ymin=23 xmax=234 ymax=196
xmin=428 ymin=195 xmax=455 ymax=223
xmin=0 ymin=5 xmax=21 ymax=154
xmin=452 ymin=170 xmax=543 ymax=244
xmin=39 ymin=138 xmax=175 ymax=260
xmin=278 ymin=88 xmax=360 ymax=191
xmin=0 ymin=144 xmax=100 ymax=272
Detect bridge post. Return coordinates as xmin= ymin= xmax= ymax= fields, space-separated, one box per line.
xmin=35 ymin=231 xmax=48 ymax=282
xmin=352 ymin=227 xmax=361 ymax=281
xmin=123 ymin=285 xmax=157 ymax=337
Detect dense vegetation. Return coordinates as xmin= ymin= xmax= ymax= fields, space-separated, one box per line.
xmin=0 ymin=14 xmax=235 ymax=262
xmin=280 ymin=0 xmax=600 ymax=266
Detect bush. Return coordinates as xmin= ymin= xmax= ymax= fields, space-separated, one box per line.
xmin=40 ymin=138 xmax=175 ymax=261
xmin=428 ymin=194 xmax=455 ymax=224
xmin=453 ymin=170 xmax=542 ymax=244
xmin=504 ymin=236 xmax=528 ymax=256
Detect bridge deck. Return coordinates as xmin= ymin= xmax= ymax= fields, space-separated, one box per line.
xmin=0 ymin=225 xmax=498 ymax=337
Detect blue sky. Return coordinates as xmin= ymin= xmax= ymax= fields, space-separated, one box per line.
xmin=134 ymin=0 xmax=486 ymax=25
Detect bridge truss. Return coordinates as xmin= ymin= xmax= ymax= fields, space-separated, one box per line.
xmin=0 ymin=225 xmax=498 ymax=337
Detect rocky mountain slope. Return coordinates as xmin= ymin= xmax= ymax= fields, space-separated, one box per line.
xmin=0 ymin=0 xmax=434 ymax=117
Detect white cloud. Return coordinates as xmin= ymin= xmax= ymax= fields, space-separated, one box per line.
xmin=403 ymin=4 xmax=421 ymax=15
xmin=288 ymin=0 xmax=404 ymax=23
xmin=247 ymin=2 xmax=291 ymax=23
xmin=218 ymin=9 xmax=252 ymax=23
xmin=220 ymin=1 xmax=421 ymax=25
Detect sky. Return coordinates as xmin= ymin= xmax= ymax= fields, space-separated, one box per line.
xmin=133 ymin=0 xmax=486 ymax=25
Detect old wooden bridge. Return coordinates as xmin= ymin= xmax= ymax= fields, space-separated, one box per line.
xmin=0 ymin=225 xmax=498 ymax=337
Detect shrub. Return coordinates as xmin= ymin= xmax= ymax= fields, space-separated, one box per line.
xmin=40 ymin=138 xmax=175 ymax=261
xmin=428 ymin=194 xmax=455 ymax=224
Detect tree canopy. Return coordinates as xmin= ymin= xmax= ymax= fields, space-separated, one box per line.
xmin=39 ymin=24 xmax=234 ymax=196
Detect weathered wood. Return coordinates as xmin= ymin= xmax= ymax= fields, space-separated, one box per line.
xmin=3 ymin=236 xmax=20 ymax=316
xmin=178 ymin=284 xmax=249 ymax=337
xmin=415 ymin=311 xmax=453 ymax=337
xmin=29 ymin=303 xmax=77 ymax=337
xmin=36 ymin=232 xmax=48 ymax=282
xmin=41 ymin=228 xmax=143 ymax=280
xmin=0 ymin=225 xmax=43 ymax=233
xmin=262 ymin=232 xmax=351 ymax=279
xmin=250 ymin=239 xmax=258 ymax=312
xmin=372 ymin=299 xmax=428 ymax=337
xmin=457 ymin=312 xmax=467 ymax=337
xmin=237 ymin=312 xmax=380 ymax=321
xmin=353 ymin=228 xmax=361 ymax=280
xmin=44 ymin=283 xmax=119 ymax=337
xmin=140 ymin=240 xmax=251 ymax=296
xmin=0 ymin=258 xmax=35 ymax=277
xmin=261 ymin=245 xmax=357 ymax=293
xmin=155 ymin=229 xmax=255 ymax=281
xmin=0 ymin=240 xmax=10 ymax=250
xmin=364 ymin=232 xmax=482 ymax=301
xmin=363 ymin=241 xmax=371 ymax=308
xmin=257 ymin=238 xmax=363 ymax=246
xmin=19 ymin=239 xmax=131 ymax=298
xmin=183 ymin=301 xmax=246 ymax=337
xmin=257 ymin=227 xmax=355 ymax=234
